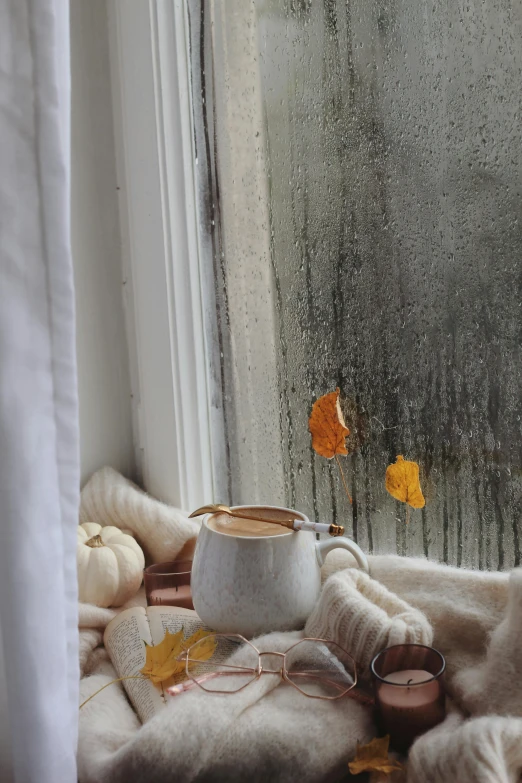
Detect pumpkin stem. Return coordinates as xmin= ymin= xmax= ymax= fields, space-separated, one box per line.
xmin=85 ymin=534 xmax=105 ymax=548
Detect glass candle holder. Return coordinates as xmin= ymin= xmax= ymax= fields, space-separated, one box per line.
xmin=144 ymin=560 xmax=193 ymax=609
xmin=371 ymin=644 xmax=446 ymax=753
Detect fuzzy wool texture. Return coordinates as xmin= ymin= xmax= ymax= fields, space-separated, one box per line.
xmin=79 ymin=631 xmax=374 ymax=783
xmin=305 ymin=568 xmax=433 ymax=676
xmin=321 ymin=553 xmax=522 ymax=783
xmin=77 ymin=480 xmax=519 ymax=783
xmin=454 ymin=567 xmax=522 ymax=718
xmin=407 ymin=712 xmax=522 ymax=783
xmin=78 ymin=552 xmax=521 ymax=783
xmin=323 ymin=550 xmax=509 ymax=695
xmin=80 ymin=467 xmax=200 ymax=564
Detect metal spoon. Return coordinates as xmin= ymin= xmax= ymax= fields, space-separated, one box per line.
xmin=189 ymin=504 xmax=344 ymax=537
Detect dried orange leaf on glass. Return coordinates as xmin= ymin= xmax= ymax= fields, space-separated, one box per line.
xmin=348 ymin=735 xmax=403 ymax=776
xmin=140 ymin=628 xmax=216 ymax=685
xmin=385 ymin=455 xmax=425 ymax=509
xmin=309 ymin=388 xmax=350 ymax=459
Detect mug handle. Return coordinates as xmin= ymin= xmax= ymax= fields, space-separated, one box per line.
xmin=315 ymin=536 xmax=369 ymax=573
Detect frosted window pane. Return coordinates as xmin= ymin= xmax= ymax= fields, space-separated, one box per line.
xmin=189 ymin=0 xmax=522 ymax=569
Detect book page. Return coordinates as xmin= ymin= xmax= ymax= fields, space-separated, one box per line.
xmin=104 ymin=607 xmax=165 ymax=723
xmin=146 ymin=606 xmax=203 ymax=645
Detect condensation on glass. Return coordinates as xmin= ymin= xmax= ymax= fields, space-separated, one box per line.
xmin=188 ymin=0 xmax=522 ymax=569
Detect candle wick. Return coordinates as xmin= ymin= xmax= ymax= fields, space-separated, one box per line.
xmin=407 ymin=679 xmax=413 ymax=686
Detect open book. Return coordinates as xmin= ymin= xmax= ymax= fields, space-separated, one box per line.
xmin=104 ymin=605 xmax=208 ymax=723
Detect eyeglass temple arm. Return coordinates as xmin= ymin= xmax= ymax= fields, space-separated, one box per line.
xmin=176 ymin=655 xmax=258 ymax=674
xmin=167 ymin=670 xmax=374 ymax=705
xmin=285 ymin=672 xmax=374 ymax=705
xmin=166 ymin=670 xmax=256 ymax=696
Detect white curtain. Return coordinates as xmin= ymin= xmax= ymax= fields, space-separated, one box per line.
xmin=0 ymin=1 xmax=79 ymax=781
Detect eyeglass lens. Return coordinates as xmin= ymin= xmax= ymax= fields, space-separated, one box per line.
xmin=285 ymin=639 xmax=356 ymax=698
xmin=186 ymin=634 xmax=259 ymax=693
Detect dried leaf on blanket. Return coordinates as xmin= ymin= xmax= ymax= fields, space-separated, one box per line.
xmin=140 ymin=628 xmax=216 ymax=685
xmin=348 ymin=735 xmax=403 ymax=776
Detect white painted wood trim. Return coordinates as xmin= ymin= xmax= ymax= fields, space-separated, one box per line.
xmin=107 ymin=0 xmax=214 ymax=509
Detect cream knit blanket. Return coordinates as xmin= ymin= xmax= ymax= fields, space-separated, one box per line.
xmin=80 ymin=466 xmax=200 ymax=563
xmin=78 ymin=468 xmax=522 ymax=783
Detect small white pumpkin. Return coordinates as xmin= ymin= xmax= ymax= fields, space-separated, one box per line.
xmin=77 ymin=523 xmax=145 ymax=607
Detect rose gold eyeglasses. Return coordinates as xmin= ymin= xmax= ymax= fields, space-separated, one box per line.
xmin=167 ymin=634 xmax=374 ymax=704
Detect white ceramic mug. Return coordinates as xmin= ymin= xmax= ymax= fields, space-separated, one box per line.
xmin=191 ymin=505 xmax=369 ymax=638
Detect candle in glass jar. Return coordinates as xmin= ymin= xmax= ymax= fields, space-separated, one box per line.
xmin=144 ymin=560 xmax=193 ymax=609
xmin=377 ymin=669 xmax=445 ymax=750
xmin=148 ymin=584 xmax=193 ymax=609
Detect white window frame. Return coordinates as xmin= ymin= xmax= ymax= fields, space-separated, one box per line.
xmin=108 ymin=0 xmax=286 ymax=510
xmin=107 ymin=0 xmax=214 ymax=509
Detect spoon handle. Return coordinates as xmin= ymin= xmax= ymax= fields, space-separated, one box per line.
xmin=229 ymin=509 xmax=295 ymax=529
xmin=189 ymin=504 xmax=294 ymax=528
xmin=294 ymin=520 xmax=345 ymax=536
xmin=189 ymin=504 xmax=344 ymax=537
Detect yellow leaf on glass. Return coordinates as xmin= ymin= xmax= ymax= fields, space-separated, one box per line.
xmin=385 ymin=455 xmax=425 ymax=509
xmin=309 ymin=388 xmax=350 ymax=459
xmin=348 ymin=735 xmax=403 ymax=776
xmin=140 ymin=628 xmax=216 ymax=685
